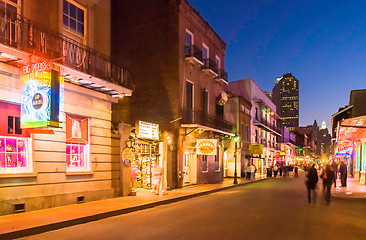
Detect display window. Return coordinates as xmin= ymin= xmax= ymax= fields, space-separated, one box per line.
xmin=65 ymin=114 xmax=90 ymax=172
xmin=0 ymin=102 xmax=32 ymax=174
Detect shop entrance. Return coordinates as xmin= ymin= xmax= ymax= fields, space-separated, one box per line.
xmin=132 ymin=141 xmax=160 ymax=189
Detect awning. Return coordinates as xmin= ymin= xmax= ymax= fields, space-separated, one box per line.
xmin=338 ymin=115 xmax=366 ymax=141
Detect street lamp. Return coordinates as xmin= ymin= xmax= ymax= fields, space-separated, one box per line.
xmin=233 ymin=132 xmax=240 ymax=184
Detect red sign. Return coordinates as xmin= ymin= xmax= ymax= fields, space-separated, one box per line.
xmin=336 ymin=140 xmax=353 ymax=153
xmin=22 ymin=61 xmax=51 ymax=75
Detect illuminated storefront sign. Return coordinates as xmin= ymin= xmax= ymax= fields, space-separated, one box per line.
xmin=138 ymin=121 xmax=159 ymax=140
xmin=335 ymin=140 xmax=353 ymax=155
xmin=21 ymin=62 xmax=64 ymax=128
xmin=196 ymin=139 xmax=217 ymax=155
xmin=249 ymin=144 xmax=263 ymax=155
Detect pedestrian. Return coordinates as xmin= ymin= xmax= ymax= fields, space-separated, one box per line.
xmin=131 ymin=161 xmax=140 ymax=191
xmin=332 ymin=161 xmax=339 ymax=188
xmin=283 ymin=165 xmax=288 ymax=177
xmin=321 ymin=165 xmax=335 ymax=205
xmin=273 ymin=164 xmax=278 ymax=177
xmin=251 ymin=163 xmax=256 ymax=179
xmin=151 ymin=160 xmax=163 ymax=195
xmin=339 ymin=161 xmax=347 ymax=187
xmin=279 ymin=164 xmax=283 ymax=176
xmin=246 ymin=163 xmax=251 ymax=180
xmin=305 ymin=164 xmax=318 ymax=204
xmin=294 ymin=165 xmax=299 ymax=178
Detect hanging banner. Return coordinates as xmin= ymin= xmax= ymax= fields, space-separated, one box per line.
xmin=196 ymin=139 xmax=217 ymax=155
xmin=21 ymin=61 xmax=64 ymax=128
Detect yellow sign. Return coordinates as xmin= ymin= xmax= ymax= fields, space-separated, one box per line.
xmin=248 ymin=144 xmax=263 ymax=155
xmin=196 ymin=139 xmax=217 ymax=155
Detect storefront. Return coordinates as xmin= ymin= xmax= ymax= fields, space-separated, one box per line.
xmin=336 ymin=116 xmax=366 ymax=184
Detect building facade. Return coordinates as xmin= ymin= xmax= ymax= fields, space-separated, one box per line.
xmin=0 ymin=0 xmax=133 ymax=215
xmin=111 ymin=0 xmax=232 ymax=189
xmin=272 ymin=73 xmax=299 ymax=131
xmin=227 ymin=78 xmax=281 ymax=176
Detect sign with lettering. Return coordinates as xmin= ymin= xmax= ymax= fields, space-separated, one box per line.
xmin=21 ymin=63 xmax=64 ymax=128
xmin=336 ymin=140 xmax=353 ymax=155
xmin=196 ymin=139 xmax=217 ymax=155
xmin=138 ymin=121 xmax=159 ymax=140
xmin=248 ymin=144 xmax=263 ymax=155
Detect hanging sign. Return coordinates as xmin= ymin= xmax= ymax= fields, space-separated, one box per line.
xmin=248 ymin=144 xmax=263 ymax=155
xmin=122 ymin=147 xmax=133 ymax=165
xmin=336 ymin=140 xmax=353 ymax=155
xmin=196 ymin=139 xmax=217 ymax=155
xmin=137 ymin=121 xmax=159 ymax=140
xmin=21 ymin=62 xmax=64 ymax=128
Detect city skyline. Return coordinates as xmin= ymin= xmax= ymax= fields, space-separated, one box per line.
xmin=188 ymin=0 xmax=366 ymax=129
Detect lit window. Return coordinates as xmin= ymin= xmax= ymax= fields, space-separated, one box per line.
xmin=63 ymin=0 xmax=85 ymax=37
xmin=66 ymin=114 xmax=90 ymax=172
xmin=0 ymin=102 xmax=32 ymax=174
xmin=215 ymin=148 xmax=220 ymax=171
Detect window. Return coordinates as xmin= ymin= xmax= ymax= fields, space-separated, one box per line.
xmin=202 ymin=44 xmax=209 ymax=67
xmin=202 ymin=155 xmax=208 ymax=172
xmin=216 ymin=104 xmax=224 ymax=117
xmin=63 ymin=0 xmax=85 ymax=37
xmin=185 ymin=29 xmax=193 ymax=56
xmin=202 ymin=88 xmax=208 ymax=114
xmin=0 ymin=102 xmax=32 ymax=174
xmin=215 ymin=148 xmax=220 ymax=171
xmin=215 ymin=56 xmax=221 ymax=69
xmin=66 ymin=114 xmax=90 ymax=172
xmin=246 ymin=125 xmax=250 ymax=143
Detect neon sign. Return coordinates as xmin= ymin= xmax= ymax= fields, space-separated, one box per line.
xmin=335 ymin=140 xmax=353 ymax=155
xmin=196 ymin=139 xmax=217 ymax=155
xmin=21 ymin=63 xmax=64 ymax=128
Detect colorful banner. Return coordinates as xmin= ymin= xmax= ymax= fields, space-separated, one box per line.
xmin=21 ymin=62 xmax=64 ymax=128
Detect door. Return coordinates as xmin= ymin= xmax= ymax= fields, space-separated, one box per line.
xmin=183 ymin=152 xmax=191 ymax=184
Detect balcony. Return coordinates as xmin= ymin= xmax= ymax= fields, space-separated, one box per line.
xmin=215 ymin=70 xmax=228 ymax=85
xmin=202 ymin=58 xmax=218 ymax=77
xmin=0 ymin=7 xmax=133 ymax=95
xmin=253 ymin=117 xmax=281 ymax=136
xmin=185 ymin=45 xmax=203 ymax=66
xmin=181 ymin=109 xmax=233 ymax=134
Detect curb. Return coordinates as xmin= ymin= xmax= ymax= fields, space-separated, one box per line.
xmin=0 ymin=178 xmax=268 ymax=240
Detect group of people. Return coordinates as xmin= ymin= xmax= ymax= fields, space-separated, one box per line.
xmin=244 ymin=163 xmax=257 ymax=180
xmin=131 ymin=160 xmax=164 ymax=195
xmin=271 ymin=164 xmax=299 ymax=178
xmin=305 ymin=161 xmax=348 ymax=205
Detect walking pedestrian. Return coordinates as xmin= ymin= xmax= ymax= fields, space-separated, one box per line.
xmin=279 ymin=164 xmax=283 ymax=176
xmin=339 ymin=161 xmax=347 ymax=187
xmin=320 ymin=165 xmax=335 ymax=205
xmin=273 ymin=164 xmax=278 ymax=177
xmin=305 ymin=164 xmax=318 ymax=204
xmin=251 ymin=163 xmax=256 ymax=179
xmin=245 ymin=163 xmax=251 ymax=180
xmin=332 ymin=161 xmax=339 ymax=188
xmin=294 ymin=165 xmax=299 ymax=178
xmin=151 ymin=160 xmax=163 ymax=195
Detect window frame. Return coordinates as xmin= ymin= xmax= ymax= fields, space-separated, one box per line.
xmin=65 ymin=114 xmax=91 ymax=174
xmin=202 ymin=155 xmax=208 ymax=173
xmin=62 ymin=0 xmax=87 ymax=39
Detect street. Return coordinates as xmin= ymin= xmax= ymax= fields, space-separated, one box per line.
xmin=19 ymin=172 xmax=366 ymax=240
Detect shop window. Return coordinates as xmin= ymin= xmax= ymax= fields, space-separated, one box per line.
xmin=63 ymin=0 xmax=85 ymax=37
xmin=202 ymin=155 xmax=208 ymax=172
xmin=66 ymin=114 xmax=90 ymax=172
xmin=0 ymin=102 xmax=32 ymax=174
xmin=215 ymin=148 xmax=220 ymax=171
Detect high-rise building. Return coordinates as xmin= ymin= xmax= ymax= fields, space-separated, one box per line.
xmin=272 ymin=73 xmax=299 ymax=131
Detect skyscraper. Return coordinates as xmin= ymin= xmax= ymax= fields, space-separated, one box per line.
xmin=272 ymin=73 xmax=299 ymax=131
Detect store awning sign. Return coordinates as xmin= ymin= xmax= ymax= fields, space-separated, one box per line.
xmin=138 ymin=121 xmax=159 ymax=140
xmin=335 ymin=140 xmax=353 ymax=155
xmin=21 ymin=61 xmax=64 ymax=128
xmin=196 ymin=139 xmax=217 ymax=155
xmin=248 ymin=144 xmax=263 ymax=155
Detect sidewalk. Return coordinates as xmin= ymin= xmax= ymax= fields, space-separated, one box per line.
xmin=0 ymin=177 xmax=266 ymax=240
xmin=332 ymin=177 xmax=366 ymax=199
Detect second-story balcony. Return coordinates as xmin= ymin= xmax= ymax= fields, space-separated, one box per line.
xmin=253 ymin=117 xmax=281 ymax=136
xmin=202 ymin=58 xmax=218 ymax=77
xmin=0 ymin=6 xmax=133 ymax=96
xmin=215 ymin=70 xmax=228 ymax=85
xmin=181 ymin=109 xmax=233 ymax=135
xmin=185 ymin=45 xmax=203 ymax=66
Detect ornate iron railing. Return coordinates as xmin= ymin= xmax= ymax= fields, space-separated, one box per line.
xmin=217 ymin=69 xmax=228 ymax=82
xmin=0 ymin=6 xmax=133 ymax=90
xmin=182 ymin=109 xmax=233 ymax=133
xmin=185 ymin=44 xmax=203 ymax=63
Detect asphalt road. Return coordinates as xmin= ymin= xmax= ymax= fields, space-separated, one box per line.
xmin=19 ymin=174 xmax=366 ymax=240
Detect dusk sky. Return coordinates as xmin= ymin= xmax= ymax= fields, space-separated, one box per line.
xmin=188 ymin=0 xmax=366 ymax=129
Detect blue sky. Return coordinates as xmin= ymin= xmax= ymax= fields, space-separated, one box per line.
xmin=188 ymin=0 xmax=366 ymax=129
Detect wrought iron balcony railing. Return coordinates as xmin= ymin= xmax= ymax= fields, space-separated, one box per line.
xmin=0 ymin=6 xmax=133 ymax=90
xmin=185 ymin=45 xmax=203 ymax=63
xmin=217 ymin=70 xmax=228 ymax=82
xmin=253 ymin=117 xmax=281 ymax=134
xmin=202 ymin=58 xmax=218 ymax=73
xmin=182 ymin=109 xmax=233 ymax=134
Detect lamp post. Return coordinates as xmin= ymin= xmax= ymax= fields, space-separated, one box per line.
xmin=234 ymin=132 xmax=240 ymax=184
